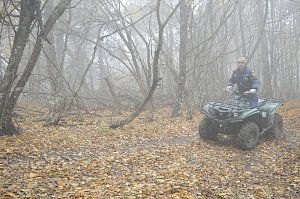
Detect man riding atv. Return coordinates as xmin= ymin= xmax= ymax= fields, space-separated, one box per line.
xmin=198 ymin=57 xmax=283 ymax=150
xmin=227 ymin=57 xmax=260 ymax=108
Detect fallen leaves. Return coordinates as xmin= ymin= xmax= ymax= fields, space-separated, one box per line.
xmin=0 ymin=103 xmax=299 ymax=198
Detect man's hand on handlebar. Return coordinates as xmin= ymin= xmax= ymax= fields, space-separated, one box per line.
xmin=225 ymin=86 xmax=233 ymax=92
xmin=243 ymin=89 xmax=257 ymax=95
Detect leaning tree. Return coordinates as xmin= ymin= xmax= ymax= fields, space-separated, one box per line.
xmin=0 ymin=0 xmax=73 ymax=135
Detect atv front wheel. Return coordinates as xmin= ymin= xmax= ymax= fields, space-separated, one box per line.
xmin=266 ymin=113 xmax=283 ymax=138
xmin=235 ymin=122 xmax=259 ymax=150
xmin=198 ymin=117 xmax=218 ymax=140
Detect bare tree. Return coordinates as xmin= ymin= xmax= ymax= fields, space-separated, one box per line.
xmin=110 ymin=0 xmax=182 ymax=129
xmin=1 ymin=0 xmax=299 ymax=134
xmin=0 ymin=0 xmax=72 ymax=135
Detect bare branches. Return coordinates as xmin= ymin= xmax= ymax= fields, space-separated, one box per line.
xmin=0 ymin=0 xmax=299 ymax=132
xmin=109 ymin=0 xmax=181 ymax=129
xmin=246 ymin=0 xmax=269 ymax=64
xmin=0 ymin=0 xmax=73 ymax=134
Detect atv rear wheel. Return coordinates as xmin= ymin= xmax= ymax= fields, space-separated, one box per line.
xmin=235 ymin=122 xmax=259 ymax=150
xmin=198 ymin=117 xmax=218 ymax=140
xmin=265 ymin=113 xmax=283 ymax=138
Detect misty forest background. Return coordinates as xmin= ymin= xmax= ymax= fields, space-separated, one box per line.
xmin=1 ymin=0 xmax=300 ymax=132
xmin=0 ymin=0 xmax=300 ymax=198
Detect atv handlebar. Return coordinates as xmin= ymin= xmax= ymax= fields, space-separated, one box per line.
xmin=224 ymin=88 xmax=252 ymax=101
xmin=224 ymin=88 xmax=252 ymax=96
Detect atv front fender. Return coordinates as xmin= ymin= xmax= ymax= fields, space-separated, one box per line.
xmin=236 ymin=108 xmax=260 ymax=120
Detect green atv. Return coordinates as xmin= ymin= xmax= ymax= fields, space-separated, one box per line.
xmin=199 ymin=90 xmax=283 ymax=150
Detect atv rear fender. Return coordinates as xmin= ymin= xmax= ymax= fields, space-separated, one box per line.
xmin=260 ymin=100 xmax=283 ymax=116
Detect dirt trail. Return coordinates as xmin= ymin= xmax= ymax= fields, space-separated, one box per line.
xmin=125 ymin=128 xmax=299 ymax=152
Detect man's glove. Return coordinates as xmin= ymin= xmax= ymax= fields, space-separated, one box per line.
xmin=244 ymin=89 xmax=257 ymax=94
xmin=226 ymin=86 xmax=233 ymax=91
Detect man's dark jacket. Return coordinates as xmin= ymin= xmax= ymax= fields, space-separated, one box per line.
xmin=228 ymin=67 xmax=260 ymax=107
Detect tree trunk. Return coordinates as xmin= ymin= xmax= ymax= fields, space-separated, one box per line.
xmin=110 ymin=0 xmax=181 ymax=129
xmin=256 ymin=0 xmax=272 ymax=96
xmin=0 ymin=0 xmax=36 ymax=135
xmin=104 ymin=77 xmax=122 ymax=115
xmin=238 ymin=0 xmax=247 ymax=56
xmin=43 ymin=2 xmax=71 ymax=124
xmin=0 ymin=0 xmax=72 ymax=135
xmin=246 ymin=0 xmax=268 ymax=64
xmin=172 ymin=0 xmax=191 ymax=117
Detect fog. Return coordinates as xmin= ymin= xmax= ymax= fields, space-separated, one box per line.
xmin=0 ymin=0 xmax=300 ymax=129
xmin=0 ymin=1 xmax=299 ymax=197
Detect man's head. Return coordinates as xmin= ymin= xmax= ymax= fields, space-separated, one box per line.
xmin=237 ymin=57 xmax=246 ymax=70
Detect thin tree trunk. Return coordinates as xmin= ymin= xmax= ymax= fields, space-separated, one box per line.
xmin=104 ymin=77 xmax=122 ymax=115
xmin=256 ymin=0 xmax=272 ymax=96
xmin=173 ymin=0 xmax=191 ymax=117
xmin=246 ymin=0 xmax=268 ymax=64
xmin=110 ymin=0 xmax=181 ymax=129
xmin=238 ymin=0 xmax=246 ymax=56
xmin=44 ymin=3 xmax=71 ymax=124
xmin=48 ymin=33 xmax=100 ymax=125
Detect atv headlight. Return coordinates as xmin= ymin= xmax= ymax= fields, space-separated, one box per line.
xmin=233 ymin=112 xmax=239 ymax=118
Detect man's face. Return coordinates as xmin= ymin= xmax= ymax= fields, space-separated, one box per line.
xmin=238 ymin=61 xmax=246 ymax=70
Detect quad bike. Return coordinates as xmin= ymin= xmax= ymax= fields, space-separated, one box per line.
xmin=199 ymin=89 xmax=283 ymax=150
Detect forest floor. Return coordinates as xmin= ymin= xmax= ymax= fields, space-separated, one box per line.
xmin=0 ymin=100 xmax=299 ymax=198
